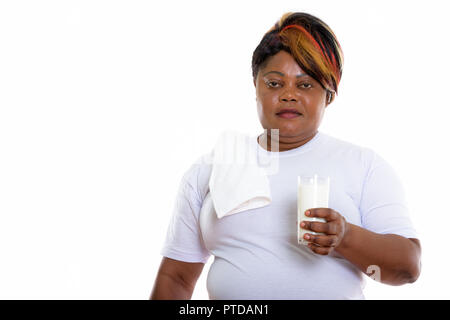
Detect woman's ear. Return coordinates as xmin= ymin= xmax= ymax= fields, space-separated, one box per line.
xmin=326 ymin=91 xmax=334 ymax=106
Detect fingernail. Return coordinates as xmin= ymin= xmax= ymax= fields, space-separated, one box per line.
xmin=305 ymin=210 xmax=310 ymax=216
xmin=300 ymin=222 xmax=305 ymax=228
xmin=304 ymin=234 xmax=310 ymax=240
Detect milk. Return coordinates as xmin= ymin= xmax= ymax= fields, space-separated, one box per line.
xmin=297 ymin=175 xmax=330 ymax=245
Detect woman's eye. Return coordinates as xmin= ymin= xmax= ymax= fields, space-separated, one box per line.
xmin=266 ymin=81 xmax=280 ymax=88
xmin=265 ymin=81 xmax=312 ymax=89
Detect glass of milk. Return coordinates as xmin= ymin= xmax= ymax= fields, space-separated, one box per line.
xmin=297 ymin=174 xmax=330 ymax=245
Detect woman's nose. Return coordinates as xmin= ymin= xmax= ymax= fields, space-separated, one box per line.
xmin=279 ymin=87 xmax=297 ymax=102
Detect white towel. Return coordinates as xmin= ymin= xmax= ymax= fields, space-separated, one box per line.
xmin=208 ymin=130 xmax=272 ymax=219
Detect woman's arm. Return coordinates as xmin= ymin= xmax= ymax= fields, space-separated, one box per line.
xmin=300 ymin=209 xmax=421 ymax=286
xmin=335 ymin=223 xmax=421 ymax=285
xmin=150 ymin=257 xmax=205 ymax=300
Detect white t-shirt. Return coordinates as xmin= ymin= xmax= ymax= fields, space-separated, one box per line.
xmin=160 ymin=131 xmax=419 ymax=299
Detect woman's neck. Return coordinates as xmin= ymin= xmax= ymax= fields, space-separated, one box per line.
xmin=257 ymin=131 xmax=318 ymax=152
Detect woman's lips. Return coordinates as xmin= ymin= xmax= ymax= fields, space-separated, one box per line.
xmin=277 ymin=112 xmax=302 ymax=119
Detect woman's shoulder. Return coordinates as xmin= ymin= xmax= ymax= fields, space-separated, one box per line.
xmin=320 ymin=132 xmax=375 ymax=156
xmin=319 ymin=132 xmax=386 ymax=171
xmin=180 ymin=150 xmax=213 ymax=202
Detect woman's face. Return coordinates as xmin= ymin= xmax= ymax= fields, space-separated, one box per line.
xmin=254 ymin=50 xmax=331 ymax=142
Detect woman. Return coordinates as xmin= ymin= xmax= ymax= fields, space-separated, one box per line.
xmin=150 ymin=12 xmax=421 ymax=300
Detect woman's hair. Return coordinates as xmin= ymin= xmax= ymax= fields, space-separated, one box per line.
xmin=252 ymin=12 xmax=344 ymax=96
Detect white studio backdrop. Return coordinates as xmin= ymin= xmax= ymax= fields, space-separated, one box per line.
xmin=0 ymin=0 xmax=448 ymax=299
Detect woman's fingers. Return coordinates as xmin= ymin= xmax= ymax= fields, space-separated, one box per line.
xmin=307 ymin=242 xmax=332 ymax=255
xmin=300 ymin=220 xmax=337 ymax=235
xmin=304 ymin=234 xmax=338 ymax=247
xmin=305 ymin=208 xmax=338 ymax=222
xmin=300 ymin=208 xmax=348 ymax=255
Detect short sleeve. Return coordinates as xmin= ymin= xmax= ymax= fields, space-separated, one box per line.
xmin=160 ymin=163 xmax=211 ymax=263
xmin=359 ymin=151 xmax=419 ymax=239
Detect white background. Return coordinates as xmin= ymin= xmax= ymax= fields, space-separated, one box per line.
xmin=0 ymin=0 xmax=448 ymax=299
